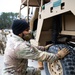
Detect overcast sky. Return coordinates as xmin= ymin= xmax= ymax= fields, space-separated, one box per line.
xmin=0 ymin=0 xmax=35 ymax=18
xmin=0 ymin=0 xmax=21 ymax=12
xmin=0 ymin=0 xmax=28 ymax=16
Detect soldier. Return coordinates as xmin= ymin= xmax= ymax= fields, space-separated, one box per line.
xmin=1 ymin=29 xmax=7 ymax=47
xmin=0 ymin=29 xmax=6 ymax=54
xmin=0 ymin=40 xmax=5 ymax=54
xmin=3 ymin=19 xmax=69 ymax=75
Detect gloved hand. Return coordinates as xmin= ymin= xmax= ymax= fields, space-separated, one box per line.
xmin=56 ymin=48 xmax=70 ymax=59
xmin=44 ymin=44 xmax=52 ymax=50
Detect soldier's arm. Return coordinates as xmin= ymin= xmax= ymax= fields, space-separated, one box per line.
xmin=15 ymin=42 xmax=57 ymax=64
xmin=16 ymin=42 xmax=69 ymax=64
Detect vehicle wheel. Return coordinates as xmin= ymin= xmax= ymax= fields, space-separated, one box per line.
xmin=44 ymin=44 xmax=75 ymax=75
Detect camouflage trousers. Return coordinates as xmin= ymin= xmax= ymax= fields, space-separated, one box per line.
xmin=0 ymin=40 xmax=5 ymax=54
xmin=3 ymin=67 xmax=41 ymax=75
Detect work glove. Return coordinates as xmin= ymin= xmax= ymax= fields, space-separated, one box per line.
xmin=47 ymin=48 xmax=70 ymax=64
xmin=44 ymin=44 xmax=53 ymax=50
xmin=56 ymin=48 xmax=70 ymax=59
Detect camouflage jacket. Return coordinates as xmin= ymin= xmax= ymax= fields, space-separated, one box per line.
xmin=4 ymin=34 xmax=57 ymax=74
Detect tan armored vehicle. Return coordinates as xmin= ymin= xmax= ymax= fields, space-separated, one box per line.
xmin=19 ymin=0 xmax=75 ymax=75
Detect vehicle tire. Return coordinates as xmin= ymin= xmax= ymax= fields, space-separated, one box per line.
xmin=44 ymin=44 xmax=75 ymax=75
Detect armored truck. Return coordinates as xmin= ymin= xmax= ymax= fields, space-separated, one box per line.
xmin=19 ymin=0 xmax=75 ymax=75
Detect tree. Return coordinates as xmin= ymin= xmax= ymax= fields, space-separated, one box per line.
xmin=0 ymin=12 xmax=18 ymax=29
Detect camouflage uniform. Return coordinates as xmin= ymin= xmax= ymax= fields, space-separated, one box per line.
xmin=3 ymin=34 xmax=58 ymax=75
xmin=1 ymin=29 xmax=7 ymax=43
xmin=0 ymin=40 xmax=5 ymax=54
xmin=0 ymin=30 xmax=6 ymax=54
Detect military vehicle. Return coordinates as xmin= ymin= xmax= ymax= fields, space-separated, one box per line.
xmin=19 ymin=0 xmax=75 ymax=75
